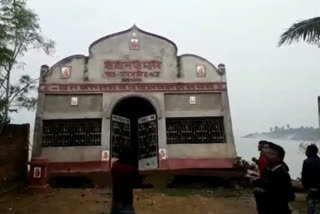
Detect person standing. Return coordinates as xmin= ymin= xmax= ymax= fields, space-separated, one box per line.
xmin=252 ymin=140 xmax=269 ymax=174
xmin=254 ymin=143 xmax=295 ymax=214
xmin=110 ymin=146 xmax=141 ymax=214
xmin=258 ymin=141 xmax=269 ymax=174
xmin=302 ymin=144 xmax=320 ymax=214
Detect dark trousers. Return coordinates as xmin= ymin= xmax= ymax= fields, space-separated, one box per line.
xmin=255 ymin=194 xmax=291 ymax=214
xmin=307 ymin=199 xmax=320 ymax=214
xmin=110 ymin=201 xmax=135 ymax=214
xmin=307 ymin=189 xmax=320 ymax=214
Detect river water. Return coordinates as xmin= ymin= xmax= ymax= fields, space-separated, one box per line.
xmin=234 ymin=136 xmax=314 ymax=179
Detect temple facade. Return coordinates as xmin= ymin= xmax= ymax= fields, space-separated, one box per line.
xmin=30 ymin=26 xmax=237 ymax=185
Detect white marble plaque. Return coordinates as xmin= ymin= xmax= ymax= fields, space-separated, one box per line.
xmin=60 ymin=66 xmax=71 ymax=79
xmin=189 ymin=96 xmax=196 ymax=104
xmin=196 ymin=65 xmax=206 ymax=77
xmin=159 ymin=149 xmax=167 ymax=160
xmin=101 ymin=150 xmax=110 ymax=161
xmin=33 ymin=167 xmax=41 ymax=178
xmin=71 ymin=97 xmax=78 ymax=106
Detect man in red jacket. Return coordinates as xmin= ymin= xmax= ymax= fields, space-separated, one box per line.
xmin=252 ymin=141 xmax=269 ymax=175
xmin=110 ymin=146 xmax=141 ymax=214
xmin=258 ymin=141 xmax=269 ymax=173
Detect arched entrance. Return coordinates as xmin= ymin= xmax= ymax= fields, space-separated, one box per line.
xmin=110 ymin=97 xmax=159 ymax=170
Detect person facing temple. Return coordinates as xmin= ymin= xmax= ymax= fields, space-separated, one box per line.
xmin=253 ymin=143 xmax=295 ymax=214
xmin=110 ymin=146 xmax=142 ymax=214
xmin=301 ymin=144 xmax=320 ymax=214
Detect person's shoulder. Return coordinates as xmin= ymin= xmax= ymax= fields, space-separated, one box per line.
xmin=303 ymin=157 xmax=313 ymax=164
xmin=314 ymin=156 xmax=320 ymax=165
xmin=112 ymin=161 xmax=137 ymax=172
xmin=274 ymin=163 xmax=289 ymax=174
xmin=111 ymin=161 xmax=120 ymax=171
xmin=305 ymin=156 xmax=320 ymax=164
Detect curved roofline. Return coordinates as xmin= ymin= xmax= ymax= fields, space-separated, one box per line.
xmin=88 ymin=25 xmax=178 ymax=55
xmin=179 ymin=54 xmax=218 ymax=70
xmin=49 ymin=54 xmax=86 ymax=71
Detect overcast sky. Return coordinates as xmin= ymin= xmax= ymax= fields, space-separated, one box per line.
xmin=11 ymin=0 xmax=320 ymax=136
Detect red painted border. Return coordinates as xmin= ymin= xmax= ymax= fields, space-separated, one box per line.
xmin=160 ymin=158 xmax=235 ymax=169
xmin=46 ymin=158 xmax=235 ymax=174
xmin=48 ymin=161 xmax=110 ymax=173
xmin=39 ymin=82 xmax=227 ymax=93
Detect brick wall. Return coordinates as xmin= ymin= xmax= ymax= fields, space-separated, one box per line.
xmin=0 ymin=124 xmax=29 ymax=187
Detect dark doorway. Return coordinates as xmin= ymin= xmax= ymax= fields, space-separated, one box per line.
xmin=110 ymin=97 xmax=158 ymax=170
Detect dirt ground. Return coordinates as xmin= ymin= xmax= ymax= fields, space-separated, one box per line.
xmin=0 ymin=187 xmax=307 ymax=214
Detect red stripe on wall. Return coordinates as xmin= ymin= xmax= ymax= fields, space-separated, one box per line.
xmin=160 ymin=158 xmax=235 ymax=169
xmin=46 ymin=158 xmax=235 ymax=174
xmin=39 ymin=82 xmax=227 ymax=93
xmin=48 ymin=161 xmax=109 ymax=173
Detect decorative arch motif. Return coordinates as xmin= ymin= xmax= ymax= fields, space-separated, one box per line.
xmin=179 ymin=54 xmax=221 ymax=75
xmin=106 ymin=93 xmax=162 ymax=119
xmin=49 ymin=55 xmax=86 ymax=72
xmin=89 ymin=25 xmax=178 ymax=56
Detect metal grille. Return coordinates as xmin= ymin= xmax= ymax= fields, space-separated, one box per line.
xmin=42 ymin=119 xmax=102 ymax=147
xmin=166 ymin=117 xmax=225 ymax=144
xmin=138 ymin=115 xmax=158 ymax=160
xmin=111 ymin=115 xmax=130 ymax=159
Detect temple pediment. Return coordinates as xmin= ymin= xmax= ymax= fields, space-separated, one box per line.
xmin=43 ymin=26 xmax=225 ymax=84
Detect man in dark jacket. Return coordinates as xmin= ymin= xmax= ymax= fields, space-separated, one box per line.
xmin=302 ymin=144 xmax=320 ymax=214
xmin=254 ymin=143 xmax=295 ymax=214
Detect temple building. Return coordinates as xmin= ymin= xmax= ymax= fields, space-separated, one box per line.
xmin=29 ymin=25 xmax=237 ymax=186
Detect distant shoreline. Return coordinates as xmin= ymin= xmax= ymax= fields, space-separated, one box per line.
xmin=241 ymin=135 xmax=318 ymax=142
xmin=242 ymin=126 xmax=320 ymax=142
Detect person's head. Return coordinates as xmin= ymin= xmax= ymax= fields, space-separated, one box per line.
xmin=258 ymin=140 xmax=269 ymax=151
xmin=118 ymin=145 xmax=136 ymax=166
xmin=265 ymin=143 xmax=285 ymax=166
xmin=306 ymin=144 xmax=319 ymax=158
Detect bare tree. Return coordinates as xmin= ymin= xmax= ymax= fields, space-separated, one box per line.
xmin=0 ymin=0 xmax=55 ymax=131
